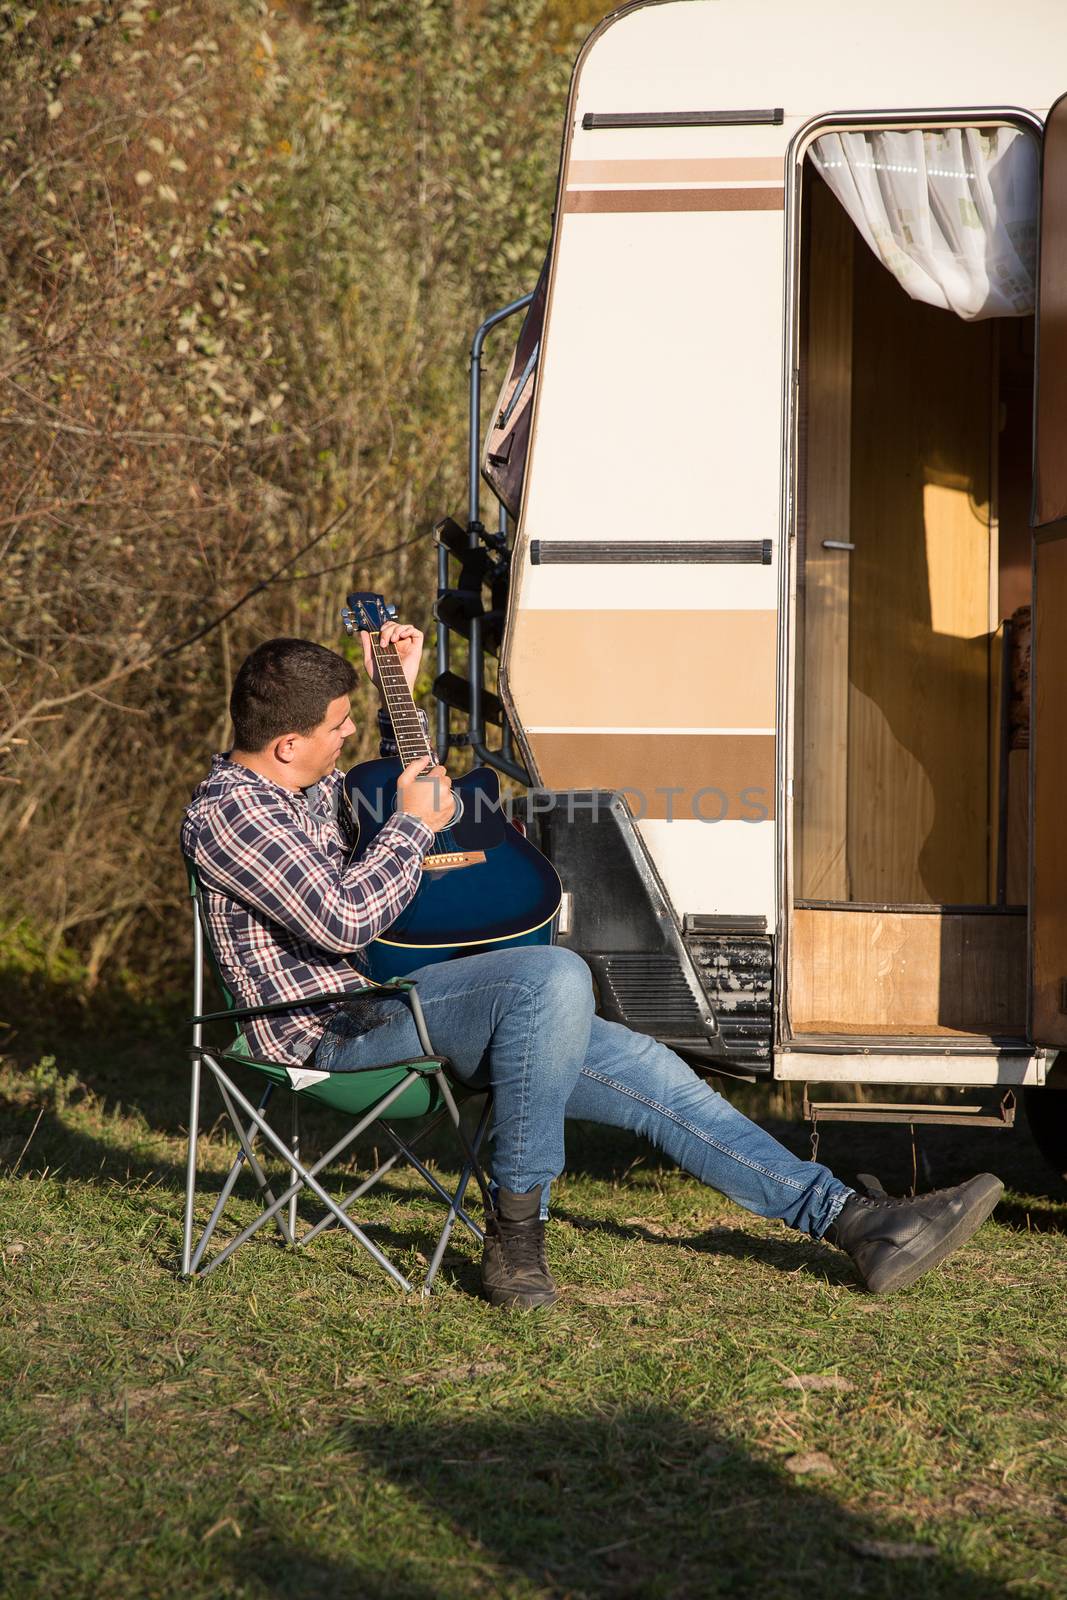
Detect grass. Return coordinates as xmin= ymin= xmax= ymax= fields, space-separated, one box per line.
xmin=1 ymin=988 xmax=1065 ymax=1599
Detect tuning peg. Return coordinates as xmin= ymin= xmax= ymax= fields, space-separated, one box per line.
xmin=384 ymin=603 xmax=398 ymax=621
xmin=340 ymin=606 xmax=355 ymax=634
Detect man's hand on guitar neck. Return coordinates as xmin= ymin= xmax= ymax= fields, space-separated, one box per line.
xmin=396 ymin=755 xmax=453 ymax=834
xmin=358 ymin=620 xmax=423 ymax=699
xmin=356 ymin=616 xmax=451 ymax=831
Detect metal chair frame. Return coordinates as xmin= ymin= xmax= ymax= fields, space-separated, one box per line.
xmin=182 ymin=882 xmax=493 ymax=1293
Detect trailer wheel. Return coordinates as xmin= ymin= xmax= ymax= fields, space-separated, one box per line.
xmin=1023 ymin=1086 xmax=1067 ymax=1182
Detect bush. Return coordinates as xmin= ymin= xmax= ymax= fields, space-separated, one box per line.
xmin=0 ymin=0 xmax=586 ymax=992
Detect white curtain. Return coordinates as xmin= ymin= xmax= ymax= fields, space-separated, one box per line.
xmin=809 ymin=127 xmax=1038 ymax=320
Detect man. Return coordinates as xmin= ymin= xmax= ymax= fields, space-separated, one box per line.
xmin=181 ymin=627 xmax=1004 ymax=1309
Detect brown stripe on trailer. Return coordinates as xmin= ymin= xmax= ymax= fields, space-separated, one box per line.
xmin=528 ymin=732 xmax=775 ymax=821
xmin=563 ymin=187 xmax=785 ymax=214
xmin=506 ymin=608 xmax=777 ymax=730
xmin=568 ymin=157 xmax=783 ymax=185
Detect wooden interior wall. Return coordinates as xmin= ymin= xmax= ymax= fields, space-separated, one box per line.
xmin=1032 ymin=534 xmax=1067 ymax=1046
xmin=998 ymin=322 xmax=1036 ymax=620
xmin=791 ymin=908 xmax=1026 ymax=1035
xmin=795 ymin=178 xmax=853 ymax=900
xmin=997 ymin=321 xmax=1035 ymax=908
xmin=847 ymin=245 xmax=994 ymax=903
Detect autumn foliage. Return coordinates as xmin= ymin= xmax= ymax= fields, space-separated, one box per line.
xmin=0 ymin=0 xmax=591 ymax=989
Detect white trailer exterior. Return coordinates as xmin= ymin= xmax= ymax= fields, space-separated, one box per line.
xmin=449 ymin=0 xmax=1067 ymax=1125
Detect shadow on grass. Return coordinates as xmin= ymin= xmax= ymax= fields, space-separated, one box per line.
xmin=688 ymin=1105 xmax=1067 ymax=1213
xmin=985 ymin=1198 xmax=1067 ymax=1235
xmin=554 ymin=1206 xmax=858 ymax=1288
xmin=0 ymin=1094 xmax=852 ymax=1297
xmin=4 ymin=963 xmax=1066 ymax=1269
xmin=0 ymin=1091 xmax=488 ymax=1277
xmin=6 ymin=1094 xmax=1067 ymax=1303
xmin=0 ymin=964 xmax=193 ymax=1129
xmin=226 ymin=1406 xmax=1019 ymax=1600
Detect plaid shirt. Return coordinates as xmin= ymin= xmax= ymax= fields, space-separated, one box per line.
xmin=181 ymin=710 xmax=434 ymax=1065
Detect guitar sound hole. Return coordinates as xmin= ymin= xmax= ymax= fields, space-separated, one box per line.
xmin=436 ymin=789 xmax=464 ymax=834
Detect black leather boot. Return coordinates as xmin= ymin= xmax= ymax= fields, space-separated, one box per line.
xmin=826 ymin=1172 xmax=1003 ymax=1294
xmin=481 ymin=1185 xmax=558 ymax=1309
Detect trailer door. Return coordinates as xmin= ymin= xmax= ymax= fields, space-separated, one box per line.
xmin=1031 ymin=90 xmax=1067 ymax=1045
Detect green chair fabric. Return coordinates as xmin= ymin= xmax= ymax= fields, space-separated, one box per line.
xmin=221 ymin=1031 xmax=443 ymax=1121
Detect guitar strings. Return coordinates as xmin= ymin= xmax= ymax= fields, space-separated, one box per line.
xmin=369 ymin=629 xmax=458 ymax=853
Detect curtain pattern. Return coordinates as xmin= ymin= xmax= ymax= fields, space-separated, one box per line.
xmin=810 ymin=127 xmax=1038 ymax=320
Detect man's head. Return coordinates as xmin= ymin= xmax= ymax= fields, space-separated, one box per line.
xmin=229 ymin=638 xmax=357 ymax=789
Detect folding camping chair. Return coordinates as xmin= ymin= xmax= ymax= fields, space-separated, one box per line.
xmin=181 ymin=865 xmax=493 ymax=1291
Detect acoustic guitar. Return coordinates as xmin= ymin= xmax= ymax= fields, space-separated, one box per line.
xmin=340 ymin=591 xmax=562 ymax=981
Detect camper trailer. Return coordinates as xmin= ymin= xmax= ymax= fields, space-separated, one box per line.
xmin=431 ymin=0 xmax=1067 ymax=1173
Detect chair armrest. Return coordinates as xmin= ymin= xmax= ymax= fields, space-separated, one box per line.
xmin=191 ymin=980 xmax=414 ymax=1027
xmin=209 ymin=1044 xmax=450 ymax=1078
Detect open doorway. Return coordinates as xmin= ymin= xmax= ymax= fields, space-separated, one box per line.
xmin=789 ymin=124 xmax=1038 ymax=1041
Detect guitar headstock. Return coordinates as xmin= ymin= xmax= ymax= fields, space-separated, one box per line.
xmin=340 ymin=591 xmax=398 ymax=638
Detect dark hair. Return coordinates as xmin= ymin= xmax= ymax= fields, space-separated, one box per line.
xmin=229 ymin=638 xmax=357 ymax=751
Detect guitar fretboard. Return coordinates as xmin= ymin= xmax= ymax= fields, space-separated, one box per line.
xmin=369 ymin=633 xmax=434 ymax=767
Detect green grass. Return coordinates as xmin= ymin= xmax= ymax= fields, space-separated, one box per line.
xmin=1 ymin=999 xmax=1065 ymax=1599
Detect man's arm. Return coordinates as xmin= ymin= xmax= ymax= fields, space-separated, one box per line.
xmin=196 ymin=788 xmax=434 ymax=955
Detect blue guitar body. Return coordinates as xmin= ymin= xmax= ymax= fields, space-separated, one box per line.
xmin=343 ymin=757 xmax=562 ymax=982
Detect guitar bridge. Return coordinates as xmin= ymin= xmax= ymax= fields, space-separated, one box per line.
xmin=423 ymin=849 xmax=487 ymax=871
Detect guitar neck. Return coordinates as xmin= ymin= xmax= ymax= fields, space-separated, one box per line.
xmin=369 ymin=634 xmax=434 ymax=766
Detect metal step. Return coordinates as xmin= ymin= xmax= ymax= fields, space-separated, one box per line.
xmin=802 ymin=1089 xmax=1017 ymax=1130
xmin=592 ymin=952 xmax=709 ymax=1039
xmin=431 ymin=670 xmax=504 ymax=727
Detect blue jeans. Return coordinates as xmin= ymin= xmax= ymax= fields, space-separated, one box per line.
xmin=314 ymin=945 xmax=852 ymax=1239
